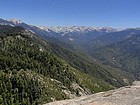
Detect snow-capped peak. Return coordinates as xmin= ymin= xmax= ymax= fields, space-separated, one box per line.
xmin=8 ymin=19 xmax=22 ymax=24
xmin=38 ymin=26 xmax=117 ymax=34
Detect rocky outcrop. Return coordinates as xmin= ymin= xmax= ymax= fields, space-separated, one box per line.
xmin=44 ymin=81 xmax=140 ymax=105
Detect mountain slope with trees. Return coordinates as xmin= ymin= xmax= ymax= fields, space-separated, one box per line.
xmin=0 ymin=23 xmax=138 ymax=104
xmin=0 ymin=25 xmax=121 ymax=105
xmin=92 ymin=35 xmax=140 ymax=79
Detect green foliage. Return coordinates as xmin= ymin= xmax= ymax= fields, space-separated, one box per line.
xmin=0 ymin=25 xmax=115 ymax=104
xmin=0 ymin=70 xmax=40 ymax=105
xmin=0 ymin=27 xmax=76 ymax=104
xmin=0 ymin=70 xmax=69 ymax=105
xmin=0 ymin=25 xmax=136 ymax=105
xmin=49 ymin=42 xmax=134 ymax=87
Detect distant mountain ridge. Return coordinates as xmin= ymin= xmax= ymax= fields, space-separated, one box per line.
xmin=39 ymin=26 xmax=117 ymax=34
xmin=1 ymin=18 xmax=140 ymax=57
xmin=0 ymin=18 xmax=117 ymax=33
xmin=93 ymin=28 xmax=140 ymax=45
xmin=38 ymin=26 xmax=117 ymax=45
xmin=1 ymin=18 xmax=140 ymax=52
xmin=0 ymin=18 xmax=117 ymax=32
xmin=0 ymin=18 xmax=119 ymax=53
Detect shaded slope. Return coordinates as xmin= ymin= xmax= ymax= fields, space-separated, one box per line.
xmin=92 ymin=35 xmax=140 ymax=79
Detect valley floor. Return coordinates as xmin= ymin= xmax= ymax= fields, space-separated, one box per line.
xmin=44 ymin=81 xmax=140 ymax=105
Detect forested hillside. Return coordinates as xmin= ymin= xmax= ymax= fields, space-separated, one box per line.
xmin=92 ymin=35 xmax=140 ymax=79
xmin=0 ymin=25 xmax=117 ymax=105
xmin=49 ymin=43 xmax=135 ymax=87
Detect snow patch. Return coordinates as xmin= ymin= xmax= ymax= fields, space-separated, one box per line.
xmin=69 ymin=37 xmax=74 ymax=41
xmin=8 ymin=19 xmax=22 ymax=24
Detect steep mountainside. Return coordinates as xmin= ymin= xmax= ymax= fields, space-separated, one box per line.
xmin=0 ymin=25 xmax=114 ymax=105
xmin=0 ymin=18 xmax=138 ymax=82
xmin=0 ymin=25 xmax=135 ymax=105
xmin=1 ymin=17 xmax=140 ymax=105
xmin=92 ymin=35 xmax=140 ymax=79
xmin=49 ymin=43 xmax=135 ymax=87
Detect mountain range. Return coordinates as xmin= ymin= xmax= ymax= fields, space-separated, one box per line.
xmin=0 ymin=18 xmax=140 ymax=105
xmin=0 ymin=18 xmax=118 ymax=51
xmin=1 ymin=18 xmax=140 ymax=53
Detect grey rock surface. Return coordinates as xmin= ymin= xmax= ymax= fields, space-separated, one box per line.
xmin=44 ymin=81 xmax=140 ymax=105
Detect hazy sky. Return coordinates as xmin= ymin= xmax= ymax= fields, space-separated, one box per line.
xmin=0 ymin=0 xmax=140 ymax=28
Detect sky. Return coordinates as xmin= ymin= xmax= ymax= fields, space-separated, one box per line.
xmin=0 ymin=0 xmax=140 ymax=28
